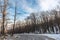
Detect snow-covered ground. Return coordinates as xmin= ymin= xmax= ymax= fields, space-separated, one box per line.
xmin=43 ymin=34 xmax=60 ymax=40
xmin=0 ymin=34 xmax=60 ymax=40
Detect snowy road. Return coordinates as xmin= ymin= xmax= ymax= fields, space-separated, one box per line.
xmin=0 ymin=34 xmax=60 ymax=40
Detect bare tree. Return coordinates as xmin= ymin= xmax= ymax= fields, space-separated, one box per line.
xmin=11 ymin=2 xmax=17 ymax=36
xmin=1 ymin=0 xmax=8 ymax=35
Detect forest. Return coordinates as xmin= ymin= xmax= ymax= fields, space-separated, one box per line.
xmin=7 ymin=10 xmax=60 ymax=34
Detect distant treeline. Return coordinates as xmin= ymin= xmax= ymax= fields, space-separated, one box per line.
xmin=7 ymin=10 xmax=60 ymax=34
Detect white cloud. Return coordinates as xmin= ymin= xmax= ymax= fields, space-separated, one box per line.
xmin=7 ymin=0 xmax=60 ymax=13
xmin=37 ymin=0 xmax=60 ymax=11
xmin=18 ymin=0 xmax=37 ymax=13
xmin=20 ymin=0 xmax=60 ymax=12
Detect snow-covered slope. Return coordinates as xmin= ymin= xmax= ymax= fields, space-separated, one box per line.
xmin=0 ymin=34 xmax=60 ymax=40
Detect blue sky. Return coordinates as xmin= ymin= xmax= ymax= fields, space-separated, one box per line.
xmin=0 ymin=0 xmax=60 ymax=21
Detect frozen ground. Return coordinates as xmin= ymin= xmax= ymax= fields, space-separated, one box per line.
xmin=0 ymin=34 xmax=60 ymax=40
